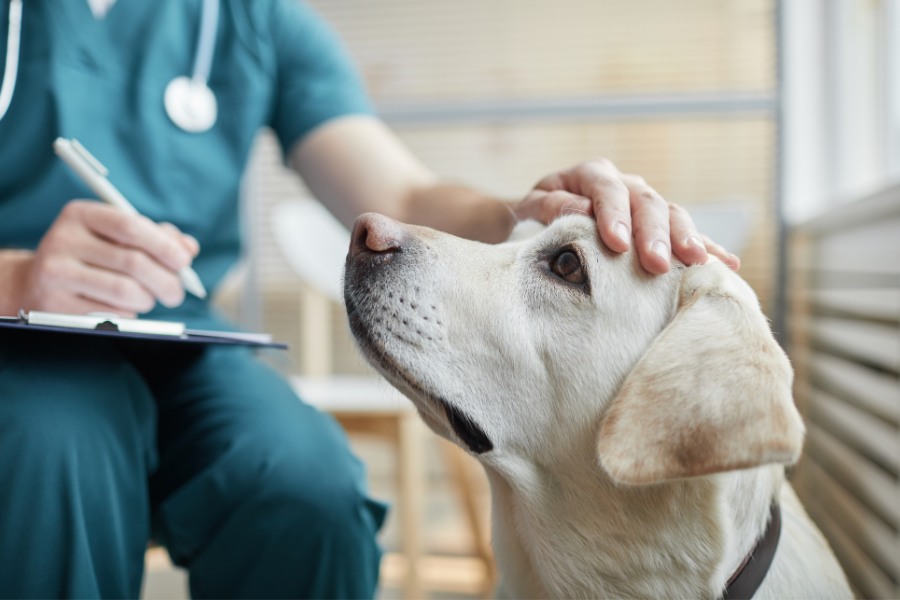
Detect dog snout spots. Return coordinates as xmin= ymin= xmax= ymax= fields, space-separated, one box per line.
xmin=349 ymin=213 xmax=407 ymax=259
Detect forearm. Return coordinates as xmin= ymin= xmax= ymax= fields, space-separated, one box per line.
xmin=400 ymin=182 xmax=517 ymax=244
xmin=291 ymin=116 xmax=518 ymax=243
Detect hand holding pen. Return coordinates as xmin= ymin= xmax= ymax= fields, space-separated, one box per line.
xmin=0 ymin=139 xmax=205 ymax=317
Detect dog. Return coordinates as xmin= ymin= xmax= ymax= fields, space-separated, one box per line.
xmin=343 ymin=212 xmax=852 ymax=599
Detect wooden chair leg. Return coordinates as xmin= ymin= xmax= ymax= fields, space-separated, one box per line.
xmin=397 ymin=413 xmax=425 ymax=600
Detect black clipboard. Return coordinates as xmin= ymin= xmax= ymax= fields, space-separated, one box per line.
xmin=0 ymin=311 xmax=288 ymax=349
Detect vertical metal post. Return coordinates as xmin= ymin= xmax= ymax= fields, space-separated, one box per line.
xmin=773 ymin=0 xmax=789 ymax=349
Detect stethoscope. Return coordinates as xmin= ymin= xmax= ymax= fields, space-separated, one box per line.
xmin=0 ymin=0 xmax=220 ymax=133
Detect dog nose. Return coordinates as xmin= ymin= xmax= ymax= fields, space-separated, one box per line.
xmin=349 ymin=212 xmax=407 ymax=258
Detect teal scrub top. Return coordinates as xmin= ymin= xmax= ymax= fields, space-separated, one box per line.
xmin=0 ymin=0 xmax=371 ymax=326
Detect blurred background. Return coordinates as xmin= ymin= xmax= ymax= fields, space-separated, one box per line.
xmin=146 ymin=1 xmax=899 ymax=598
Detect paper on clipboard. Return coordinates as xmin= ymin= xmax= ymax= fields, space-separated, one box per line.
xmin=0 ymin=310 xmax=286 ymax=349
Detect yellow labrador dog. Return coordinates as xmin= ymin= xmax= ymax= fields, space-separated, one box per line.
xmin=343 ymin=212 xmax=851 ymax=599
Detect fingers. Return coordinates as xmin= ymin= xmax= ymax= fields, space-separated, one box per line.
xmin=160 ymin=222 xmax=200 ymax=258
xmin=70 ymin=202 xmax=194 ymax=272
xmin=76 ymin=232 xmax=186 ymax=308
xmin=702 ymin=234 xmax=741 ymax=271
xmin=62 ymin=259 xmax=159 ymax=313
xmin=668 ymin=202 xmax=708 ymax=266
xmin=625 ymin=178 xmax=672 ymax=274
xmin=576 ymin=161 xmax=633 ymax=254
xmin=34 ymin=201 xmax=200 ymax=312
xmin=28 ymin=251 xmax=156 ymax=314
xmin=515 ymin=189 xmax=592 ymax=224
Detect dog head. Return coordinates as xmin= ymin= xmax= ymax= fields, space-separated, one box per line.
xmin=343 ymin=213 xmax=803 ymax=485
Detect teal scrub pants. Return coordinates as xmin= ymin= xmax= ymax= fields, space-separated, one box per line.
xmin=0 ymin=330 xmax=386 ymax=599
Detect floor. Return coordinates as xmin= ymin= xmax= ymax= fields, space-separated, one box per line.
xmin=141 ymin=432 xmax=493 ymax=600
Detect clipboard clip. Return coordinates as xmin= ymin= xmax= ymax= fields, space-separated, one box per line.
xmin=20 ymin=310 xmax=186 ymax=336
xmin=94 ymin=320 xmax=120 ymax=332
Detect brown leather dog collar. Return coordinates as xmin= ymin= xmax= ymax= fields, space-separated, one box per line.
xmin=721 ymin=503 xmax=782 ymax=600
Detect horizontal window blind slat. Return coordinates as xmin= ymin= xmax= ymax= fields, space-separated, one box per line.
xmin=804 ymin=477 xmax=898 ymax=600
xmin=808 ymin=352 xmax=900 ymax=424
xmin=808 ymin=389 xmax=900 ymax=474
xmin=813 ymin=216 xmax=900 ymax=273
xmin=810 ymin=289 xmax=900 ymax=323
xmin=806 ymin=424 xmax=900 ymax=528
xmin=810 ymin=317 xmax=900 ymax=373
xmin=797 ymin=270 xmax=900 ymax=290
xmin=803 ymin=459 xmax=900 ymax=582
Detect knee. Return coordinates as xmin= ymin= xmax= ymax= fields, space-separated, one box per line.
xmin=222 ymin=407 xmax=387 ymax=553
xmin=258 ymin=423 xmax=386 ymax=542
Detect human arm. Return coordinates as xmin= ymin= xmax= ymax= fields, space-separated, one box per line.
xmin=289 ymin=115 xmax=741 ymax=273
xmin=289 ymin=116 xmax=516 ymax=243
xmin=0 ymin=201 xmax=199 ymax=316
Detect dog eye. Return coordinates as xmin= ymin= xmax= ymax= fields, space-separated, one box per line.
xmin=550 ymin=250 xmax=587 ymax=285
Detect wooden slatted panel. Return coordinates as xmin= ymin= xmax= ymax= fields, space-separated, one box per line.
xmin=317 ymin=0 xmax=774 ymax=103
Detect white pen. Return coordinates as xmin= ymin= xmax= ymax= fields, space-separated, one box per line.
xmin=53 ymin=137 xmax=207 ymax=300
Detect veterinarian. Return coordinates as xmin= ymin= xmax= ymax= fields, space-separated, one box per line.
xmin=0 ymin=1 xmax=737 ymax=598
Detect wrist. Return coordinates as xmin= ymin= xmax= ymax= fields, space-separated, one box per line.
xmin=0 ymin=249 xmax=35 ymax=314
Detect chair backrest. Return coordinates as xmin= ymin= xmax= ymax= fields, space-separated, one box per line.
xmin=270 ymin=199 xmax=351 ymax=303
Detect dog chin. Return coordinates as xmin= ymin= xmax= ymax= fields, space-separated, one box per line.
xmin=345 ymin=293 xmax=493 ymax=453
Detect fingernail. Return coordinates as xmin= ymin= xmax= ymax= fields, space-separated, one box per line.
xmin=687 ymin=236 xmax=705 ymax=251
xmin=614 ymin=222 xmax=630 ymax=247
xmin=651 ymin=240 xmax=670 ymax=262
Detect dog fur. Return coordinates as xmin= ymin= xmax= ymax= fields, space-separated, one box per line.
xmin=343 ymin=213 xmax=852 ymax=599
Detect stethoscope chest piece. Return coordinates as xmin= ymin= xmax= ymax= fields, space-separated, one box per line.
xmin=164 ymin=76 xmax=217 ymax=133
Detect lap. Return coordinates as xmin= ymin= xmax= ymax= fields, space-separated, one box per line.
xmin=132 ymin=345 xmax=385 ymax=564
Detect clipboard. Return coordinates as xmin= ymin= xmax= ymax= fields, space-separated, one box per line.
xmin=0 ymin=310 xmax=288 ymax=349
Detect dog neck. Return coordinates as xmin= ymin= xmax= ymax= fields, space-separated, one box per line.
xmin=485 ymin=456 xmax=784 ymax=599
xmin=723 ymin=502 xmax=781 ymax=599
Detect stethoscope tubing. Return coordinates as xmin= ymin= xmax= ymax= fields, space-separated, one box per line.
xmin=192 ymin=0 xmax=219 ymax=86
xmin=0 ymin=0 xmax=22 ymax=122
xmin=0 ymin=0 xmax=219 ymax=129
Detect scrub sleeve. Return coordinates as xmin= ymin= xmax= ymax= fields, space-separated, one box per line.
xmin=0 ymin=1 xmax=387 ymax=598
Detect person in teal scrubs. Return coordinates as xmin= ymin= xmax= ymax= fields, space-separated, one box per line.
xmin=0 ymin=1 xmax=735 ymax=598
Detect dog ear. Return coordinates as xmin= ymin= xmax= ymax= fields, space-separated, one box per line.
xmin=597 ymin=260 xmax=805 ymax=485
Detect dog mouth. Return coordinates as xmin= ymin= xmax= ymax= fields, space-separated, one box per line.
xmin=345 ymin=291 xmax=494 ymax=454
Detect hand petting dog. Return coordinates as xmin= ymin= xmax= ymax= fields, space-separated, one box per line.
xmin=515 ymin=158 xmax=741 ymax=274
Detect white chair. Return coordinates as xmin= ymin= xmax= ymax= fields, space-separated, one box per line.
xmin=271 ymin=199 xmax=495 ymax=599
